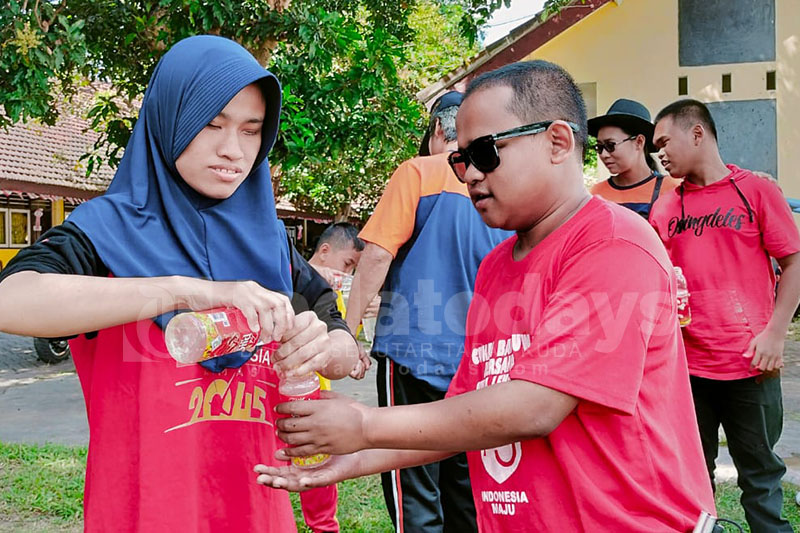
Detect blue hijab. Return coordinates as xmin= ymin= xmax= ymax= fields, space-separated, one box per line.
xmin=68 ymin=35 xmax=292 ymax=371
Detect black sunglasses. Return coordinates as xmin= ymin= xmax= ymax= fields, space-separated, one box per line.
xmin=447 ymin=120 xmax=581 ymax=183
xmin=593 ymin=135 xmax=636 ymax=154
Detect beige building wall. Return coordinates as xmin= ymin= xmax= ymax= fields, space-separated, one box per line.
xmin=777 ymin=0 xmax=800 ymax=200
xmin=522 ymin=0 xmax=798 ymax=199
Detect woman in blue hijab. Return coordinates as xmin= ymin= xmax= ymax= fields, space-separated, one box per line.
xmin=0 ymin=35 xmax=357 ymax=531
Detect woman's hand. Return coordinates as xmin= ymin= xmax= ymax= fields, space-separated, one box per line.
xmin=271 ymin=310 xmax=331 ymax=377
xmin=177 ymin=278 xmax=294 ymax=345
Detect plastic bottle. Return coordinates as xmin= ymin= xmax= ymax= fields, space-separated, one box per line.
xmin=278 ymin=373 xmax=331 ymax=469
xmin=165 ymin=307 xmax=259 ymax=364
xmin=674 ymin=267 xmax=692 ymax=327
xmin=166 ymin=308 xmax=330 ymax=468
xmin=329 ymin=271 xmax=345 ymax=292
xmin=339 ymin=274 xmax=353 ymax=295
xmin=339 ymin=274 xmax=353 ymax=308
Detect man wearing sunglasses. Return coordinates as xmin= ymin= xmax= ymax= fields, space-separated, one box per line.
xmin=257 ymin=60 xmax=715 ymax=532
xmin=343 ymin=90 xmax=510 ymax=533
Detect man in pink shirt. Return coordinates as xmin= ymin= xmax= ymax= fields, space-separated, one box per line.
xmin=256 ymin=61 xmax=716 ymax=532
xmin=650 ymin=99 xmax=800 ymax=533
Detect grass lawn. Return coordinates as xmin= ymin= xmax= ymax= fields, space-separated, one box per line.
xmin=715 ymin=481 xmax=800 ymax=531
xmin=3 ymin=441 xmax=800 ymax=532
xmin=0 ymin=443 xmax=85 ymax=532
xmin=0 ymin=442 xmax=392 ymax=532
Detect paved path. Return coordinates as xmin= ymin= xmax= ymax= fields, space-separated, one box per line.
xmin=3 ymin=332 xmax=800 ymax=486
xmin=0 ymin=333 xmax=379 ymax=446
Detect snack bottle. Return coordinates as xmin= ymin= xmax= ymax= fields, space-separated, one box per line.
xmin=165 ymin=307 xmax=259 ymax=364
xmin=329 ymin=271 xmax=345 ymax=292
xmin=674 ymin=267 xmax=692 ymax=327
xmin=340 ymin=274 xmax=353 ymax=307
xmin=278 ymin=372 xmax=331 ymax=469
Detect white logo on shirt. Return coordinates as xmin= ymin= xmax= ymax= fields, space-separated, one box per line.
xmin=481 ymin=442 xmax=522 ymax=484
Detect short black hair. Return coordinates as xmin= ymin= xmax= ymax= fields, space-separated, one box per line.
xmin=464 ymin=60 xmax=588 ymax=156
xmin=654 ymin=99 xmax=718 ymax=140
xmin=314 ymin=222 xmax=364 ymax=253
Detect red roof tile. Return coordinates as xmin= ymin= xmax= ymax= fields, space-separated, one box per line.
xmin=0 ymin=85 xmax=119 ymax=193
xmin=0 ymin=86 xmax=339 ymax=221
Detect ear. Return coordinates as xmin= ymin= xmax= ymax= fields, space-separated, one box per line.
xmin=318 ymin=242 xmax=331 ymax=256
xmin=434 ymin=118 xmax=445 ymax=139
xmin=548 ymin=121 xmax=576 ymax=164
xmin=636 ymin=134 xmax=646 ymax=149
xmin=692 ymin=124 xmax=704 ymax=145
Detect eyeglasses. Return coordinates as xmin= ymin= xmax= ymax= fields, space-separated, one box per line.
xmin=447 ymin=120 xmax=581 ymax=183
xmin=593 ymin=135 xmax=637 ymax=154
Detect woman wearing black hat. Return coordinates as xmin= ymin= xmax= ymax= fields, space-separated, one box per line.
xmin=588 ymin=98 xmax=682 ymax=219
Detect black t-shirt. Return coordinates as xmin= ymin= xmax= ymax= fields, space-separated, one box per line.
xmin=0 ymin=221 xmax=347 ymax=334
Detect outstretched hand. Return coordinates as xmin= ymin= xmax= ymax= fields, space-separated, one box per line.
xmin=276 ymin=390 xmax=372 ymax=457
xmin=254 ymin=452 xmax=361 ymax=492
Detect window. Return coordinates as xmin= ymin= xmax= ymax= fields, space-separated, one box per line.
xmin=678 ymin=76 xmax=688 ymax=96
xmin=679 ymin=0 xmax=775 ymax=66
xmin=707 ymin=99 xmax=777 ymax=179
xmin=10 ymin=209 xmax=30 ymax=247
xmin=722 ymin=74 xmax=732 ymax=93
xmin=0 ymin=209 xmax=6 ymax=246
xmin=767 ymin=70 xmax=776 ymax=91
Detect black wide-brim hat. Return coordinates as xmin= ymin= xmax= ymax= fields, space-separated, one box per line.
xmin=587 ymin=98 xmax=655 ymax=152
xmin=419 ymin=91 xmax=464 ymax=156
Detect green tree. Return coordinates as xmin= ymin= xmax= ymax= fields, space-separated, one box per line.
xmin=540 ymin=0 xmax=590 ymax=19
xmin=0 ymin=0 xmax=501 ymax=217
xmin=406 ymin=1 xmax=481 ymax=90
xmin=275 ymin=1 xmax=481 ymax=218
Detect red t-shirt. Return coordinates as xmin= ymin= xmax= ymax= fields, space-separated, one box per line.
xmin=70 ymin=321 xmax=296 ymax=532
xmin=650 ymin=166 xmax=800 ymax=379
xmin=447 ymin=197 xmax=714 ymax=532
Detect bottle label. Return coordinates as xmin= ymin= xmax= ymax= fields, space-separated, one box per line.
xmin=329 ymin=271 xmax=344 ymax=291
xmin=194 ymin=308 xmax=259 ymax=361
xmin=208 ymin=311 xmax=231 ymax=327
xmin=673 ymin=267 xmax=692 ymax=328
xmin=278 ymin=385 xmax=330 ymax=468
xmin=677 ymin=294 xmax=692 ymax=327
xmin=281 ymin=387 xmax=321 ymax=403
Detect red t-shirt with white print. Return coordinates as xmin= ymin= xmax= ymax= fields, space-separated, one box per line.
xmin=650 ymin=165 xmax=800 ymax=380
xmin=447 ymin=198 xmax=714 ymax=532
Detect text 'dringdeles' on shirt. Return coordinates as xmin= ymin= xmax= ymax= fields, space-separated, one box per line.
xmin=650 ymin=166 xmax=800 ymax=380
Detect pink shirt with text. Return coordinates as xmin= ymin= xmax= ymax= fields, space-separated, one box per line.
xmin=650 ymin=166 xmax=800 ymax=379
xmin=448 ymin=198 xmax=714 ymax=532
